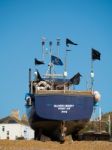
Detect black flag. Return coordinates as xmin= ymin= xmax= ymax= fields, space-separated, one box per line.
xmin=66 ymin=38 xmax=78 ymax=47
xmin=92 ymin=49 xmax=101 ymax=60
xmin=69 ymin=72 xmax=82 ymax=85
xmin=35 ymin=69 xmax=43 ymax=82
xmin=34 ymin=58 xmax=44 ymax=65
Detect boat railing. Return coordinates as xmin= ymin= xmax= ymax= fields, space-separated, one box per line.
xmin=35 ymin=90 xmax=93 ymax=96
xmin=30 ymin=81 xmax=93 ymax=96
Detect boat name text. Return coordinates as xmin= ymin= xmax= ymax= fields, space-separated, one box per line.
xmin=53 ymin=104 xmax=74 ymax=114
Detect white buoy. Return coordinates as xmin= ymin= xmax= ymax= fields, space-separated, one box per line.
xmin=93 ymin=91 xmax=101 ymax=102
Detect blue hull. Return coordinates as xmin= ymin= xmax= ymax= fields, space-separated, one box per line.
xmin=34 ymin=94 xmax=94 ymax=121
xmin=26 ymin=92 xmax=94 ymax=139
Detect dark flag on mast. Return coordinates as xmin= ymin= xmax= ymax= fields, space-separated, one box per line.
xmin=51 ymin=55 xmax=63 ymax=66
xmin=68 ymin=72 xmax=82 ymax=85
xmin=35 ymin=69 xmax=43 ymax=82
xmin=92 ymin=48 xmax=101 ymax=60
xmin=66 ymin=38 xmax=78 ymax=47
xmin=34 ymin=58 xmax=44 ymax=65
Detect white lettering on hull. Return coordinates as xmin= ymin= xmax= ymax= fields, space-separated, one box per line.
xmin=53 ymin=104 xmax=75 ymax=114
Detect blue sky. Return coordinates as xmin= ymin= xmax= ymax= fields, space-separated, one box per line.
xmin=0 ymin=0 xmax=112 ymax=118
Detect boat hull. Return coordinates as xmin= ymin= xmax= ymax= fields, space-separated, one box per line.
xmin=34 ymin=94 xmax=94 ymax=121
xmin=25 ymin=92 xmax=94 ymax=140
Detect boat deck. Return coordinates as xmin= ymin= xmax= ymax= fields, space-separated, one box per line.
xmin=35 ymin=90 xmax=93 ymax=96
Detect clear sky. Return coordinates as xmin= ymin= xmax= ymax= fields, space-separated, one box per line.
xmin=0 ymin=0 xmax=112 ymax=118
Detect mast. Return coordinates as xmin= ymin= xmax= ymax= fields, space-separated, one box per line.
xmin=56 ymin=38 xmax=60 ymax=57
xmin=90 ymin=48 xmax=101 ymax=91
xmin=64 ymin=46 xmax=68 ymax=78
xmin=29 ymin=68 xmax=32 ymax=93
xmin=49 ymin=41 xmax=53 ymax=75
xmin=45 ymin=38 xmax=65 ymax=78
xmin=90 ymin=52 xmax=94 ymax=91
xmin=42 ymin=37 xmax=46 ymax=61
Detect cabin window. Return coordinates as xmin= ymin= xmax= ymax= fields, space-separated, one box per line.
xmin=2 ymin=126 xmax=5 ymax=132
xmin=24 ymin=130 xmax=27 ymax=133
xmin=7 ymin=131 xmax=10 ymax=139
xmin=7 ymin=131 xmax=9 ymax=135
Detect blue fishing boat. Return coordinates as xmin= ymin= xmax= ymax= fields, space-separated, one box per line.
xmin=25 ymin=38 xmax=101 ymax=142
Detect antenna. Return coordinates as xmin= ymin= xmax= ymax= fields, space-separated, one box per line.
xmin=49 ymin=41 xmax=53 ymax=74
xmin=56 ymin=38 xmax=60 ymax=57
xmin=42 ymin=37 xmax=46 ymax=61
xmin=49 ymin=41 xmax=52 ymax=52
xmin=64 ymin=46 xmax=68 ymax=78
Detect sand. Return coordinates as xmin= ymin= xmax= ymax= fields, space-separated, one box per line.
xmin=0 ymin=140 xmax=112 ymax=150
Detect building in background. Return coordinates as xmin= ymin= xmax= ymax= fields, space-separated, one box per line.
xmin=0 ymin=110 xmax=34 ymax=140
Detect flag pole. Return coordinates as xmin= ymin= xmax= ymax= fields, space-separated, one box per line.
xmin=42 ymin=37 xmax=46 ymax=61
xmin=90 ymin=48 xmax=101 ymax=91
xmin=64 ymin=39 xmax=68 ymax=78
xmin=91 ymin=50 xmax=94 ymax=91
xmin=29 ymin=68 xmax=32 ymax=93
xmin=64 ymin=47 xmax=68 ymax=78
xmin=56 ymin=38 xmax=60 ymax=57
xmin=49 ymin=41 xmax=52 ymax=75
xmin=65 ymin=49 xmax=67 ymax=72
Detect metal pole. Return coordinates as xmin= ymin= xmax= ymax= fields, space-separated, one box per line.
xmin=56 ymin=38 xmax=60 ymax=57
xmin=29 ymin=68 xmax=31 ymax=93
xmin=64 ymin=48 xmax=68 ymax=78
xmin=49 ymin=41 xmax=52 ymax=75
xmin=64 ymin=50 xmax=67 ymax=72
xmin=42 ymin=37 xmax=46 ymax=61
xmin=90 ymin=53 xmax=94 ymax=91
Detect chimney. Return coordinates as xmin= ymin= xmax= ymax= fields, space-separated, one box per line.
xmin=10 ymin=109 xmax=20 ymax=120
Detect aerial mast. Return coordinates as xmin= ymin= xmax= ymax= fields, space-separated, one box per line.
xmin=90 ymin=58 xmax=94 ymax=91
xmin=56 ymin=38 xmax=60 ymax=57
xmin=49 ymin=41 xmax=53 ymax=75
xmin=64 ymin=44 xmax=68 ymax=78
xmin=42 ymin=37 xmax=46 ymax=61
xmin=90 ymin=48 xmax=101 ymax=91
